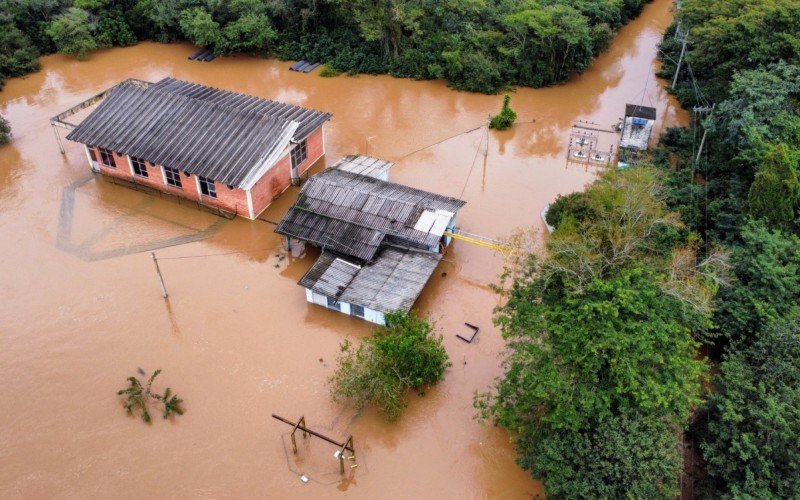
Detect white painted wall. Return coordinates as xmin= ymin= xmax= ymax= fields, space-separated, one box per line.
xmin=304 ymin=289 xmax=386 ymax=325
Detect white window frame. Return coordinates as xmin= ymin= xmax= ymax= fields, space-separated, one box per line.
xmin=197 ymin=175 xmax=217 ymax=198
xmin=129 ymin=156 xmax=148 ymax=178
xmin=290 ymin=139 xmax=308 ymax=170
xmin=98 ymin=147 xmax=116 ymax=168
xmin=161 ymin=166 xmax=182 ymax=188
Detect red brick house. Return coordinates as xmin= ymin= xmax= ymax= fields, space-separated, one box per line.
xmin=63 ymin=78 xmax=331 ymax=219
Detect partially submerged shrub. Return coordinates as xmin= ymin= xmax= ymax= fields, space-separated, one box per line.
xmin=319 ymin=63 xmax=342 ymax=77
xmin=545 ymin=191 xmax=594 ymax=229
xmin=117 ymin=369 xmax=184 ymax=423
xmin=0 ymin=115 xmax=10 ymax=145
xmin=489 ymin=94 xmax=518 ymax=131
xmin=329 ymin=311 xmax=450 ymax=421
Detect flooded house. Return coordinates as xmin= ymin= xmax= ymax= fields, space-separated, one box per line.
xmin=275 ymin=155 xmax=465 ymax=324
xmin=617 ymin=104 xmax=656 ymax=168
xmin=55 ymin=78 xmax=331 ymax=219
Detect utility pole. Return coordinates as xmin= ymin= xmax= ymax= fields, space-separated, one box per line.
xmin=671 ymin=33 xmax=688 ymax=89
xmin=693 ymin=103 xmax=715 ymax=164
xmin=151 ymin=252 xmax=168 ymax=299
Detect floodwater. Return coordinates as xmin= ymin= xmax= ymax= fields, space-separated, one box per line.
xmin=0 ymin=0 xmax=685 ymax=497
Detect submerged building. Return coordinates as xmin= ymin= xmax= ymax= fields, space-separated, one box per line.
xmin=57 ymin=78 xmax=331 ymax=219
xmin=618 ymin=104 xmax=656 ymax=168
xmin=276 ymin=155 xmax=465 ymax=324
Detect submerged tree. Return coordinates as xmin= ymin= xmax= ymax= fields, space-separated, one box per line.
xmin=477 ymin=167 xmax=714 ymax=497
xmin=489 ymin=94 xmax=518 ymax=130
xmin=117 ymin=369 xmax=184 ymax=423
xmin=330 ymin=311 xmax=450 ymax=421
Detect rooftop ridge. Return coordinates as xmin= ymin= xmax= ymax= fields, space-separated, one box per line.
xmin=151 ymin=77 xmax=331 ymax=128
xmin=307 ymin=168 xmax=465 ymax=207
xmin=112 ymin=81 xmax=298 ymax=130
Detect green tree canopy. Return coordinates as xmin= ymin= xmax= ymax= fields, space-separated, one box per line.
xmin=330 ymin=311 xmax=450 ymax=421
xmin=479 ymin=266 xmax=705 ymax=498
xmin=748 ymin=143 xmax=800 ymax=232
xmin=46 ymin=7 xmax=98 ymax=60
xmin=478 ymin=168 xmax=712 ymax=497
xmin=701 ymin=315 xmax=800 ymax=498
xmin=533 ymin=412 xmax=682 ymax=499
xmin=714 ymin=221 xmax=800 ymax=343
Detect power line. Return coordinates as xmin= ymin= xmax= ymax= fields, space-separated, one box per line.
xmin=157 ymin=247 xmax=274 ymax=260
xmin=459 ymin=125 xmax=487 ymax=199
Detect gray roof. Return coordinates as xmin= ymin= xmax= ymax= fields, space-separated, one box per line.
xmin=625 ymin=104 xmax=657 ymax=121
xmin=66 ymin=78 xmax=331 ymax=189
xmin=299 ymin=247 xmax=442 ymax=313
xmin=275 ymin=167 xmax=465 ymax=262
xmin=330 ymin=155 xmax=393 ymax=179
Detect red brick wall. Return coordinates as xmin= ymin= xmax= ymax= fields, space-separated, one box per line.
xmin=249 ymin=125 xmax=326 ymax=217
xmin=298 ymin=126 xmax=325 ymax=176
xmin=86 ymin=123 xmax=325 ymax=219
xmin=250 ymin=155 xmax=291 ymax=217
xmin=89 ymin=147 xmax=248 ymax=216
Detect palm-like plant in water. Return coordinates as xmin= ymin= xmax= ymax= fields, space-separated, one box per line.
xmin=153 ymin=386 xmax=185 ymax=419
xmin=117 ymin=369 xmax=184 ymax=423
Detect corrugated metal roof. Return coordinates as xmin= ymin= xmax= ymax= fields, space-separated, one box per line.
xmin=149 ymin=78 xmax=331 ymax=141
xmin=275 ymin=168 xmax=465 ymax=262
xmin=625 ymin=104 xmax=657 ymax=121
xmin=330 ymin=155 xmax=393 ymax=179
xmin=65 ymin=78 xmax=331 ymax=188
xmin=299 ymin=248 xmax=441 ymax=313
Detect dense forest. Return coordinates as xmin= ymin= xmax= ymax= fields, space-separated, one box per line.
xmin=480 ymin=0 xmax=800 ymax=497
xmin=0 ymin=0 xmax=650 ymax=94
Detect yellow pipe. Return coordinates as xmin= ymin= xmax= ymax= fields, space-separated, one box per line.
xmin=444 ymin=231 xmax=510 ymax=253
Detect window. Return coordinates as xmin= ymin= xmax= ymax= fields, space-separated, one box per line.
xmin=88 ymin=147 xmax=98 ymax=162
xmin=198 ymin=176 xmax=216 ymax=198
xmin=164 ymin=166 xmax=182 ymax=188
xmin=290 ymin=139 xmax=308 ymax=169
xmin=98 ymin=147 xmax=116 ymax=168
xmin=351 ymin=304 xmax=365 ymax=318
xmin=326 ymin=296 xmax=341 ymax=311
xmin=130 ymin=157 xmax=148 ymax=177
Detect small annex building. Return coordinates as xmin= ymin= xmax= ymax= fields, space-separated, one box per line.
xmin=59 ymin=78 xmax=332 ymax=219
xmin=276 ymin=155 xmax=465 ymax=324
xmin=618 ymin=104 xmax=656 ymax=167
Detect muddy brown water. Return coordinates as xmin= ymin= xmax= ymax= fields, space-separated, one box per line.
xmin=0 ymin=0 xmax=685 ymax=497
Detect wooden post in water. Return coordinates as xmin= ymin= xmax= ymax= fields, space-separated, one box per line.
xmin=151 ymin=252 xmax=168 ymax=299
xmin=52 ymin=124 xmax=65 ymax=154
xmin=290 ymin=415 xmax=307 ymax=454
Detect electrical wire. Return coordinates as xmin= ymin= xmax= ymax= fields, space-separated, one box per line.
xmin=459 ymin=125 xmax=487 ymax=199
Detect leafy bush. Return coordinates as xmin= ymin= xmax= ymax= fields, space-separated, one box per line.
xmin=117 ymin=369 xmax=185 ymax=423
xmin=0 ymin=23 xmax=40 ymax=90
xmin=489 ymin=94 xmax=517 ymax=130
xmin=319 ymin=64 xmax=341 ymax=77
xmin=0 ymin=115 xmax=10 ymax=145
xmin=329 ymin=311 xmax=450 ymax=421
xmin=545 ymin=191 xmax=593 ymax=229
xmin=46 ymin=8 xmax=98 ymax=60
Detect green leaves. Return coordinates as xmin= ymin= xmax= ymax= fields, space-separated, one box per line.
xmin=116 ymin=369 xmax=185 ymax=424
xmin=488 ymin=94 xmax=517 ymax=130
xmin=748 ymin=143 xmax=800 ymax=233
xmin=0 ymin=115 xmax=10 ymax=145
xmin=45 ymin=7 xmax=98 ymax=60
xmin=482 ymin=167 xmax=712 ymax=497
xmin=329 ymin=311 xmax=450 ymax=421
xmin=701 ymin=315 xmax=800 ymax=498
